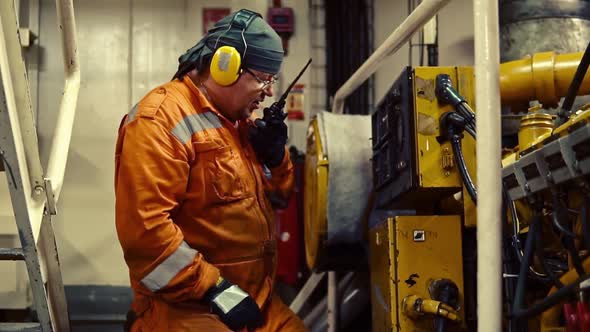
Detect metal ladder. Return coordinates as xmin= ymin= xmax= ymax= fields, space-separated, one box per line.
xmin=0 ymin=0 xmax=79 ymax=331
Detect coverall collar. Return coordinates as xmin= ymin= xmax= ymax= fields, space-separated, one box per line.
xmin=181 ymin=76 xmax=241 ymax=131
xmin=182 ymin=76 xmax=215 ymax=112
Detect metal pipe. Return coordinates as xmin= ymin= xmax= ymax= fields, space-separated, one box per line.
xmin=302 ymin=272 xmax=355 ymax=329
xmin=327 ymin=271 xmax=338 ymax=332
xmin=0 ymin=248 xmax=25 ymax=260
xmin=38 ymin=214 xmax=71 ymax=332
xmin=289 ymin=272 xmax=326 ymax=314
xmin=308 ymin=274 xmax=370 ymax=332
xmin=331 ymin=0 xmax=451 ymax=114
xmin=0 ymin=8 xmax=56 ymax=330
xmin=0 ymin=0 xmax=46 ymax=243
xmin=474 ymin=0 xmax=502 ymax=331
xmin=0 ymin=0 xmax=44 ymax=196
xmin=499 ymin=51 xmax=590 ymax=106
xmin=46 ymin=0 xmax=80 ymax=202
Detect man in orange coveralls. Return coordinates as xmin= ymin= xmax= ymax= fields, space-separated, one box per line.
xmin=115 ymin=9 xmax=307 ymax=332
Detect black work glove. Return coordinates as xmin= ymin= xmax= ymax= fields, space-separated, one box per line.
xmin=250 ymin=117 xmax=288 ymax=169
xmin=204 ymin=277 xmax=263 ymax=330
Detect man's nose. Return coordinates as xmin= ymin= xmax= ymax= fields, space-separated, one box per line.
xmin=263 ymin=84 xmax=274 ymax=97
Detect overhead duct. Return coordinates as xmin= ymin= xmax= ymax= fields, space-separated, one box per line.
xmin=500 ymin=0 xmax=590 ymax=62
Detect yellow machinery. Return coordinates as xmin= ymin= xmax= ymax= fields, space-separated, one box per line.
xmin=502 ymin=107 xmax=590 ymax=331
xmin=304 ymin=111 xmax=372 ymax=271
xmin=370 ymin=66 xmax=477 ymax=219
xmin=304 ymin=118 xmax=329 ymax=269
xmin=370 ymin=215 xmax=464 ymax=331
xmin=305 ymin=50 xmax=590 ymax=331
xmin=372 ymin=67 xmax=466 ymax=207
xmin=369 ymin=66 xmax=477 ymax=331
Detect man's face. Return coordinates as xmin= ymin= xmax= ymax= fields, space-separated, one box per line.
xmin=213 ymin=68 xmax=277 ymax=122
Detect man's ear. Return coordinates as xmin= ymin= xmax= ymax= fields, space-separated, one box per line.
xmin=187 ymin=67 xmax=210 ymax=84
xmin=187 ymin=68 xmax=198 ymax=78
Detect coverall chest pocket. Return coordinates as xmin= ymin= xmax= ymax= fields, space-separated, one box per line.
xmin=193 ymin=141 xmax=248 ymax=202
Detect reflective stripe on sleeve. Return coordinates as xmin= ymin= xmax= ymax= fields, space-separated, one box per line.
xmin=171 ymin=112 xmax=222 ymax=144
xmin=262 ymin=165 xmax=272 ymax=180
xmin=212 ymin=285 xmax=250 ymax=314
xmin=141 ymin=241 xmax=197 ymax=292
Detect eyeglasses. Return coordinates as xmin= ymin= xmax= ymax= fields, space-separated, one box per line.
xmin=243 ymin=67 xmax=278 ymax=88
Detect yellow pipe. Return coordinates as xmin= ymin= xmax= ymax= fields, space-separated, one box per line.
xmin=517 ymin=111 xmax=554 ymax=151
xmin=402 ymin=295 xmax=462 ymax=322
xmin=500 ymin=51 xmax=590 ymax=106
xmin=540 ymin=257 xmax=590 ymax=329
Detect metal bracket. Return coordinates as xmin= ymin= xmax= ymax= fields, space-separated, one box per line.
xmin=18 ymin=27 xmax=35 ymax=48
xmin=43 ymin=179 xmax=57 ymax=215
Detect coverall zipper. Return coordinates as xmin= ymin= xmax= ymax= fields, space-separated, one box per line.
xmin=221 ymin=119 xmax=272 ymax=242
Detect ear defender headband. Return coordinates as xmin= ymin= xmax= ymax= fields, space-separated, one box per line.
xmin=210 ymin=9 xmax=262 ymax=86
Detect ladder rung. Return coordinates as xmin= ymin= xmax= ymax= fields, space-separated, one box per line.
xmin=0 ymin=322 xmax=41 ymax=331
xmin=0 ymin=248 xmax=24 ymax=261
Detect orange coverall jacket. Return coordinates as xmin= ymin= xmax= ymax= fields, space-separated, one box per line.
xmin=115 ymin=76 xmax=304 ymax=331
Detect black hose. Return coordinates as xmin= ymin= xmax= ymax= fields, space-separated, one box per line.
xmin=463 ymin=124 xmax=476 ymax=139
xmin=505 ymin=192 xmax=556 ymax=285
xmin=431 ymin=280 xmax=459 ymax=332
xmin=436 ymin=75 xmax=464 ymax=106
xmin=506 ymin=192 xmax=524 ymax=264
xmin=513 ymin=276 xmax=579 ymax=320
xmin=434 ymin=74 xmax=477 ymax=138
xmin=540 ymin=258 xmax=566 ymax=288
xmin=563 ymin=236 xmax=586 ymax=277
xmin=456 ymin=104 xmax=476 ymax=139
xmin=450 ymin=134 xmax=477 ymax=204
xmin=552 ymin=191 xmax=586 ymax=276
xmin=544 ymin=258 xmax=569 ymax=272
xmin=457 ymin=103 xmax=476 ymax=128
xmin=512 ymin=214 xmax=539 ymax=318
xmin=502 ymin=193 xmax=521 ymax=331
xmin=535 ymin=220 xmax=564 ymax=288
xmin=553 ymin=211 xmax=577 ymax=238
xmin=512 ymin=214 xmax=581 ymax=320
xmin=552 ymin=192 xmax=577 ymax=238
xmin=558 ymin=39 xmax=590 ymax=125
xmin=553 ymin=211 xmax=578 ymax=238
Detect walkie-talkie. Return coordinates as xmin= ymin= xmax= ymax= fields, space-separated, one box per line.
xmin=254 ymin=58 xmax=312 ymax=128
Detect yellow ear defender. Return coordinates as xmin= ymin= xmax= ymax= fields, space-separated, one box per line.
xmin=209 ymin=9 xmax=261 ymax=86
xmin=210 ymin=46 xmax=242 ymax=86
